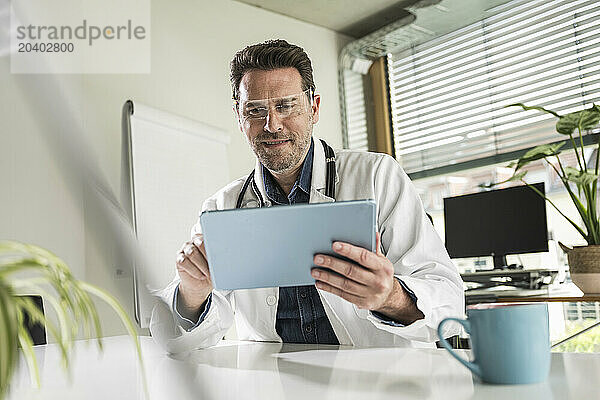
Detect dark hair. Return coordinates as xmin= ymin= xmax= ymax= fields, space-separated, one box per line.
xmin=230 ymin=39 xmax=315 ymax=101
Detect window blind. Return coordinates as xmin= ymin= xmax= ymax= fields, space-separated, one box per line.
xmin=388 ymin=0 xmax=600 ymax=177
xmin=341 ymin=69 xmax=369 ymax=150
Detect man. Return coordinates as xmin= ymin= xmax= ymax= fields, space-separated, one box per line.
xmin=150 ymin=40 xmax=464 ymax=352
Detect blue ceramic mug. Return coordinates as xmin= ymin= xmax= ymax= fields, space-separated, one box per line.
xmin=437 ymin=303 xmax=551 ymax=384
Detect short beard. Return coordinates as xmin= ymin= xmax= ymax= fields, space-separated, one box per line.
xmin=250 ymin=120 xmax=313 ymax=174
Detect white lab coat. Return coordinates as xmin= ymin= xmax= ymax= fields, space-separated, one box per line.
xmin=150 ymin=138 xmax=464 ymax=354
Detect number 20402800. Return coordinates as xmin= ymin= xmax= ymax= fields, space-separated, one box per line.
xmin=18 ymin=42 xmax=74 ymax=52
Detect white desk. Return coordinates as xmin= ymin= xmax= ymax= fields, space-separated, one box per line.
xmin=7 ymin=336 xmax=600 ymax=400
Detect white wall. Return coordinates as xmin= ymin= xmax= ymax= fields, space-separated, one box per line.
xmin=0 ymin=0 xmax=351 ymax=336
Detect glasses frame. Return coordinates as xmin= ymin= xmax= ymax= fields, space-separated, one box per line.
xmin=234 ymin=88 xmax=315 ymax=123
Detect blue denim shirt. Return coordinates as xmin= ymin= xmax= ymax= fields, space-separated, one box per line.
xmin=174 ymin=139 xmax=418 ymax=333
xmin=261 ymin=139 xmax=339 ymax=344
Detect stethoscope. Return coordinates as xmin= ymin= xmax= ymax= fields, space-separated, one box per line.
xmin=235 ymin=139 xmax=336 ymax=208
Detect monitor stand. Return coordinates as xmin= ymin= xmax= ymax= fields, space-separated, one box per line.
xmin=493 ymin=254 xmax=508 ymax=270
xmin=462 ymin=254 xmax=558 ymax=290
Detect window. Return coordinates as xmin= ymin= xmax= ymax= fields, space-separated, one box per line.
xmin=340 ymin=70 xmax=369 ymax=151
xmin=338 ymin=0 xmax=599 ymax=273
xmin=388 ymin=0 xmax=600 ymax=178
xmin=414 ymin=145 xmax=600 ymax=270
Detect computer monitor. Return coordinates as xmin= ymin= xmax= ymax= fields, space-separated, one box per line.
xmin=443 ymin=182 xmax=548 ymax=269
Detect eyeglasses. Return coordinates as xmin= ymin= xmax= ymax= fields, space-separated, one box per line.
xmin=236 ymin=89 xmax=313 ymax=122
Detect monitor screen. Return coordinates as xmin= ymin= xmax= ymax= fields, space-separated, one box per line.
xmin=443 ymin=183 xmax=548 ymax=265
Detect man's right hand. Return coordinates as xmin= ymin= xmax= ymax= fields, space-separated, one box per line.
xmin=176 ymin=234 xmax=213 ymax=320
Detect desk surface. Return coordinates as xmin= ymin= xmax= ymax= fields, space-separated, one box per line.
xmin=7 ymin=336 xmax=600 ymax=400
xmin=467 ymin=283 xmax=600 ymax=303
xmin=500 ymin=294 xmax=600 ymax=302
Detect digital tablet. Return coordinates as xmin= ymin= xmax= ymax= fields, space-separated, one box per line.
xmin=200 ymin=199 xmax=376 ymax=290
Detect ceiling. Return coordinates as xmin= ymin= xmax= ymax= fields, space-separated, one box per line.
xmin=234 ymin=0 xmax=515 ymax=39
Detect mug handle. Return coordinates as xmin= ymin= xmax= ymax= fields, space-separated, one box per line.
xmin=437 ymin=318 xmax=482 ymax=377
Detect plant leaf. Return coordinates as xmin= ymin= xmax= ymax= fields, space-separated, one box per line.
xmin=480 ymin=171 xmax=528 ymax=188
xmin=506 ymin=103 xmax=561 ymax=118
xmin=564 ymin=167 xmax=599 ymax=186
xmin=14 ymin=295 xmax=70 ymax=373
xmin=0 ymin=282 xmax=18 ymax=399
xmin=556 ymin=113 xmax=579 ymax=135
xmin=0 ymin=259 xmax=46 ymax=277
xmin=509 ymin=170 xmax=527 ymax=182
xmin=556 ymin=106 xmax=600 ymax=135
xmin=579 ymin=109 xmax=600 ymax=130
xmin=10 ymin=281 xmax=76 ymax=379
xmin=0 ymin=241 xmax=147 ymax=396
xmin=513 ymin=143 xmax=565 ymax=171
xmin=15 ymin=307 xmax=40 ymax=388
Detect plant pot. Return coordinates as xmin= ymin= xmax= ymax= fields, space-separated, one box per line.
xmin=559 ymin=243 xmax=600 ymax=294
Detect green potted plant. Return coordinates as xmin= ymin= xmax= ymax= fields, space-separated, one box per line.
xmin=0 ymin=241 xmax=146 ymax=399
xmin=488 ymin=103 xmax=600 ymax=293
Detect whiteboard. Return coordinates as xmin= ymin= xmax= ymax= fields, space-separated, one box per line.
xmin=122 ymin=101 xmax=230 ymax=328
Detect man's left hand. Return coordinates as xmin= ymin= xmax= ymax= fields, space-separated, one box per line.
xmin=312 ymin=232 xmax=399 ymax=314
